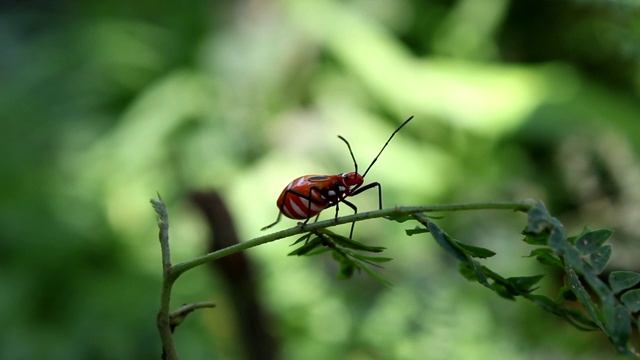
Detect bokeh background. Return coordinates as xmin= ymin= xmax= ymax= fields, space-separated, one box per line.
xmin=2 ymin=0 xmax=640 ymax=359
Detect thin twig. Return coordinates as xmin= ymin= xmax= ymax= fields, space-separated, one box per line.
xmin=170 ymin=301 xmax=217 ymax=330
xmin=170 ymin=201 xmax=533 ymax=279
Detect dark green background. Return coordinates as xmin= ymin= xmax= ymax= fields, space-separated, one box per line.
xmin=1 ymin=0 xmax=639 ymax=359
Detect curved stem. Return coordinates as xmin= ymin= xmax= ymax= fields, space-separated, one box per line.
xmin=170 ymin=201 xmax=533 ymax=279
xmin=170 ymin=301 xmax=216 ymax=328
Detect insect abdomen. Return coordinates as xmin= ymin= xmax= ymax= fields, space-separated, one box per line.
xmin=277 ymin=176 xmax=331 ymax=219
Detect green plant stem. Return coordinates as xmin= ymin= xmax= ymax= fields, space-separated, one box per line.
xmin=169 ymin=201 xmax=533 ymax=280
xmin=153 ymin=199 xmax=532 ymax=359
xmin=151 ymin=198 xmax=179 ymax=360
xmin=170 ymin=302 xmax=217 ymax=320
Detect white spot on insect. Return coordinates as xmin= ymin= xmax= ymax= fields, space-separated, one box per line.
xmin=295 ymin=178 xmax=305 ymax=187
xmin=288 ymin=198 xmax=306 ymax=218
xmin=309 ymin=202 xmax=323 ymax=212
xmin=328 ymin=190 xmax=336 ymax=197
xmin=338 ymin=186 xmax=346 ymax=192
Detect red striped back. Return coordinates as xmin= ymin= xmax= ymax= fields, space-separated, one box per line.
xmin=276 ymin=176 xmax=331 ymax=219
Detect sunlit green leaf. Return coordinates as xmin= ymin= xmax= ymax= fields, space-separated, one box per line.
xmin=575 ymin=229 xmax=614 ymax=255
xmin=609 ymin=271 xmax=640 ymax=294
xmin=455 ymin=241 xmax=496 ymax=258
xmin=621 ymin=289 xmax=640 ymax=313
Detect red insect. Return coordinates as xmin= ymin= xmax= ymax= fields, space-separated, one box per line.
xmin=261 ymin=116 xmax=414 ymax=237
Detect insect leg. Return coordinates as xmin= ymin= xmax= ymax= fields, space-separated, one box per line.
xmin=351 ymin=182 xmax=382 ymax=209
xmin=261 ymin=212 xmax=282 ymax=231
xmin=340 ymin=199 xmax=358 ymax=238
xmin=301 ymin=186 xmax=328 ymax=226
xmin=341 ymin=182 xmax=382 ymax=238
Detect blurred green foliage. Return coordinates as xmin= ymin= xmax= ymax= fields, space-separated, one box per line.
xmin=1 ymin=0 xmax=639 ymax=359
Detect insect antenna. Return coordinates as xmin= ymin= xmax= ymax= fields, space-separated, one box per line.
xmin=338 ymin=135 xmax=358 ymax=174
xmin=361 ymin=115 xmax=414 ymax=178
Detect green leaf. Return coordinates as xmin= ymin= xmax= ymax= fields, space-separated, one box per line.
xmin=471 ymin=261 xmax=492 ymax=289
xmin=356 ymin=260 xmax=392 ymax=286
xmin=491 ymin=282 xmax=516 ymax=300
xmin=458 ymin=263 xmax=477 ymax=281
xmin=589 ymin=245 xmax=611 ymax=274
xmin=567 ymin=267 xmax=605 ymax=332
xmin=547 ymin=226 xmax=566 ymax=255
xmin=338 ymin=263 xmax=355 ymax=279
xmin=609 ymin=271 xmax=640 ymax=294
xmin=530 ymin=295 xmax=597 ymax=330
xmin=333 ymin=251 xmax=356 ymax=279
xmin=607 ymin=304 xmax=631 ymax=354
xmin=385 ymin=213 xmax=414 ymax=223
xmin=567 ymin=227 xmax=590 ymax=245
xmin=576 ymin=229 xmax=614 ymax=255
xmin=324 ymin=231 xmax=385 ymax=253
xmin=405 ymin=227 xmax=429 ymax=236
xmin=288 ymin=236 xmax=323 ymax=256
xmin=304 ymin=246 xmax=332 ymax=256
xmin=530 ymin=294 xmax=559 ymax=314
xmin=557 ymin=286 xmax=578 ymax=302
xmin=522 ymin=232 xmax=549 ymax=246
xmin=290 ymin=233 xmax=312 ymax=246
xmin=526 ymin=201 xmax=551 ymax=234
xmin=508 ymin=275 xmax=545 ymax=293
xmin=584 ymin=270 xmax=614 ymax=306
xmin=621 ymin=289 xmax=640 ymax=313
xmin=562 ymin=307 xmax=600 ymax=331
xmin=525 ymin=248 xmax=552 ymax=257
xmin=455 ymin=241 xmax=496 ymax=258
xmin=427 ymin=221 xmax=468 ymax=263
xmin=350 ymin=253 xmax=393 ymax=263
xmin=535 ymin=253 xmax=564 ymax=268
xmin=564 ymin=247 xmax=586 ymax=274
